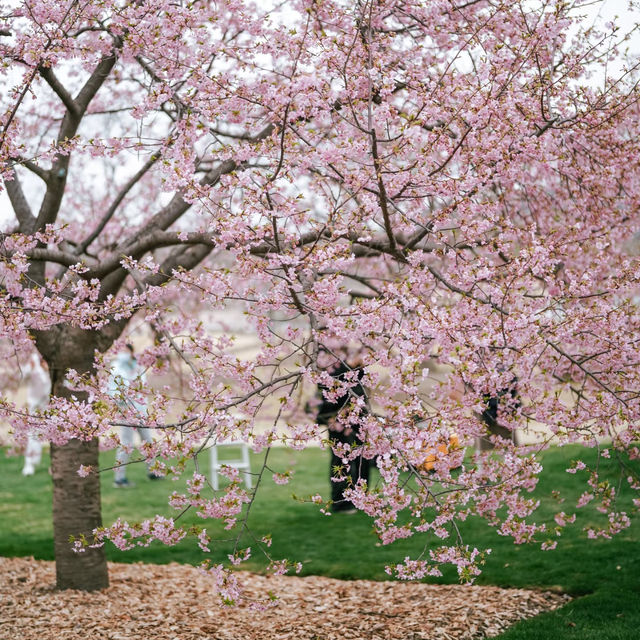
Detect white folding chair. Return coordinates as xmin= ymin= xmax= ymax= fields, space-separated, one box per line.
xmin=210 ymin=440 xmax=252 ymax=490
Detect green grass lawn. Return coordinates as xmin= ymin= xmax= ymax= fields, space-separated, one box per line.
xmin=1 ymin=443 xmax=638 ymax=639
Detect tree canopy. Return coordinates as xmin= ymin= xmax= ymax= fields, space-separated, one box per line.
xmin=1 ymin=0 xmax=639 ymax=596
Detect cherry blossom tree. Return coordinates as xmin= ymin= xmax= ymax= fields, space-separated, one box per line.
xmin=1 ymin=0 xmax=640 ymax=595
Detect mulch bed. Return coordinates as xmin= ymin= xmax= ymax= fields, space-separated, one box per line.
xmin=0 ymin=556 xmax=570 ymax=640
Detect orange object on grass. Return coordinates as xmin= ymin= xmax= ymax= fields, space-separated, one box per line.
xmin=419 ymin=434 xmax=460 ymax=472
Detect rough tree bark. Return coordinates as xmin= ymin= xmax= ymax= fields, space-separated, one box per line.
xmin=50 ymin=438 xmax=107 ymax=590
xmin=36 ymin=326 xmax=121 ymax=590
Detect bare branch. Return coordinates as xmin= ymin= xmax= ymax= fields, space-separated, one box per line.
xmin=428 ymin=126 xmax=471 ymax=176
xmin=209 ymin=123 xmax=275 ymax=141
xmin=545 ymin=339 xmax=628 ymax=407
xmin=38 ymin=66 xmax=79 ymax=116
xmin=23 ymin=247 xmax=93 ymax=268
xmin=428 ymin=265 xmax=508 ymax=315
xmin=370 ymin=130 xmax=398 ymax=256
xmin=3 ymin=169 xmax=35 ymax=231
xmin=319 ymin=269 xmax=383 ymax=296
xmin=402 ymin=221 xmax=434 ymax=252
xmin=221 ymin=371 xmax=302 ymax=411
xmin=11 ymin=156 xmax=50 ymax=182
xmin=8 ymin=231 xmax=222 ymax=284
xmin=77 ymin=152 xmax=161 ymax=254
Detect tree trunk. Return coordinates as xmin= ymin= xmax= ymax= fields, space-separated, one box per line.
xmin=36 ymin=326 xmax=122 ymax=591
xmin=50 ymin=437 xmax=108 ymax=590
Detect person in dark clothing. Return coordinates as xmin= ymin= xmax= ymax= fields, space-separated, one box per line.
xmin=478 ymin=378 xmax=520 ymax=451
xmin=316 ymin=361 xmax=371 ymax=513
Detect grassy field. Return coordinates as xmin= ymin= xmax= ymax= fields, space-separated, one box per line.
xmin=1 ymin=443 xmax=638 ymax=639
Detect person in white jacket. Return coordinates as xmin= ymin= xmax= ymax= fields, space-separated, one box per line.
xmin=109 ymin=344 xmax=158 ymax=488
xmin=21 ymin=353 xmax=51 ymax=476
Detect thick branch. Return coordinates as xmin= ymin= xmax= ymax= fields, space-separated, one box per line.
xmin=35 ymin=51 xmax=119 ymax=231
xmin=23 ymin=231 xmax=215 ymax=276
xmin=21 ymin=226 xmax=408 ymax=282
xmin=93 ymin=231 xmax=220 ymax=278
xmin=3 ymin=169 xmax=35 ymax=232
xmin=11 ymin=156 xmax=50 ymax=182
xmin=23 ymin=247 xmax=92 ymax=268
xmin=346 ymin=230 xmax=400 ymax=256
xmin=38 ymin=66 xmax=79 ymax=116
xmin=139 ymin=228 xmax=332 ymax=291
xmin=74 ymin=52 xmax=119 ymax=115
xmin=88 ymin=153 xmax=239 ymax=284
xmin=144 ymin=244 xmax=213 ymax=288
xmin=135 ymin=159 xmax=237 ymax=238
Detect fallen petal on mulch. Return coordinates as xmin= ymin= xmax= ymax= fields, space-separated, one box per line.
xmin=0 ymin=556 xmax=570 ymax=640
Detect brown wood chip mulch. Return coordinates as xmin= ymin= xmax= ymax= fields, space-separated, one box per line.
xmin=0 ymin=556 xmax=570 ymax=640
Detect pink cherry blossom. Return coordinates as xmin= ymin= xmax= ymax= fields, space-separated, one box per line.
xmin=0 ymin=0 xmax=639 ymax=598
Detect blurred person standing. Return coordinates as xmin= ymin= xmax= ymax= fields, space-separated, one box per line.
xmin=21 ymin=353 xmax=51 ymax=476
xmin=109 ymin=344 xmax=158 ymax=487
